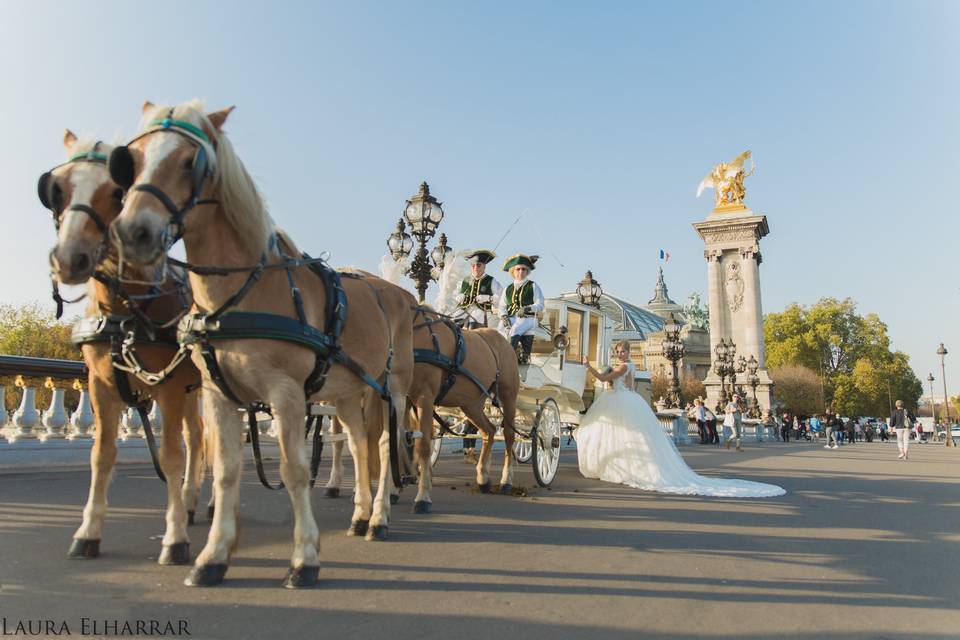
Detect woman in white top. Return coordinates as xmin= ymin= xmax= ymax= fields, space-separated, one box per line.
xmin=724 ymin=394 xmax=744 ymax=451
xmin=575 ymin=341 xmax=784 ymax=498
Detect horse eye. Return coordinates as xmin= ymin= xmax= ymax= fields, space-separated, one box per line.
xmin=184 ymin=157 xmax=194 ymax=171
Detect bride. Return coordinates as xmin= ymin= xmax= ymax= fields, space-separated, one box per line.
xmin=576 ymin=341 xmax=785 ymax=498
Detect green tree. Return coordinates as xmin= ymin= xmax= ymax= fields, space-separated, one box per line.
xmin=764 ymin=298 xmax=921 ymax=415
xmin=0 ymin=303 xmax=82 ymax=412
xmin=770 ymin=364 xmax=824 ymax=415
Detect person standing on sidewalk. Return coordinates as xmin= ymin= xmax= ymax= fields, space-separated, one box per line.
xmin=824 ymin=409 xmax=840 ymax=449
xmin=890 ymin=400 xmax=915 ymax=460
xmin=692 ymin=398 xmax=709 ymax=444
xmin=724 ymin=394 xmax=744 ymax=451
xmin=705 ymin=406 xmax=719 ymax=444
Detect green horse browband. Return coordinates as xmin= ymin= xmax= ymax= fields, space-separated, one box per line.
xmin=67 ymin=150 xmax=109 ymax=163
xmin=147 ymin=117 xmax=211 ymax=144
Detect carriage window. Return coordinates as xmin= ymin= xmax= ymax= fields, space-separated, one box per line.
xmin=588 ymin=313 xmax=600 ymax=366
xmin=567 ymin=309 xmax=584 ymax=362
xmin=533 ymin=308 xmax=560 ymax=355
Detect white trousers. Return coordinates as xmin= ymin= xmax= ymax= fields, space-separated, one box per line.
xmin=895 ymin=428 xmax=910 ymax=453
xmin=499 ymin=316 xmax=537 ymax=339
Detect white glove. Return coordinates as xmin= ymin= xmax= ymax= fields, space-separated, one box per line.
xmin=475 ymin=294 xmax=491 ymax=304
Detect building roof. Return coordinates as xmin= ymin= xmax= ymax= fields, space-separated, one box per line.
xmin=558 ymin=291 xmax=665 ymax=339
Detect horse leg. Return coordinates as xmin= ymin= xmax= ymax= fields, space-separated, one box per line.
xmin=185 ymin=389 xmax=243 ymax=587
xmin=181 ymin=389 xmax=205 ymax=525
xmin=338 ymin=397 xmax=373 ymax=537
xmin=323 ymin=416 xmax=345 ymax=498
xmin=368 ymin=393 xmax=405 ymax=541
xmin=461 ymin=404 xmax=496 ymax=493
xmin=411 ymin=396 xmax=433 ymax=514
xmin=271 ymin=389 xmax=320 ymax=588
xmin=155 ymin=386 xmax=190 ymax=565
xmin=498 ymin=394 xmax=518 ymax=494
xmin=70 ymin=376 xmax=122 ymax=559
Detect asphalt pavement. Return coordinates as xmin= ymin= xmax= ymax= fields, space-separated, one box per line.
xmin=1 ymin=439 xmax=958 ymax=640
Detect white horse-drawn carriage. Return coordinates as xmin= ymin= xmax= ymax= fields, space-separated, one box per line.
xmin=429 ymin=296 xmax=616 ymax=486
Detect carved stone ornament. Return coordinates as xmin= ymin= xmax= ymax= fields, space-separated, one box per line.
xmin=700 ymin=228 xmax=759 ymax=244
xmin=724 ymin=261 xmax=745 ymax=312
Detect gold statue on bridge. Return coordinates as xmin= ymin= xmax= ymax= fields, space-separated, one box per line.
xmin=697 ymin=150 xmax=755 ymax=209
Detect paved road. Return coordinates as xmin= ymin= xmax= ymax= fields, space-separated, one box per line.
xmin=1 ymin=440 xmax=958 ymax=640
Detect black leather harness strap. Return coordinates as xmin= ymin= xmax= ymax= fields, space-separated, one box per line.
xmin=178 ymin=254 xmax=405 ymax=490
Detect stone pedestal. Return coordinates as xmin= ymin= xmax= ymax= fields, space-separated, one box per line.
xmin=693 ymin=205 xmax=774 ymax=413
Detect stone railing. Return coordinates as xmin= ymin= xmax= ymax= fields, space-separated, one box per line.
xmin=654 ymin=411 xmax=778 ymax=444
xmin=0 ymin=355 xmax=94 ymax=443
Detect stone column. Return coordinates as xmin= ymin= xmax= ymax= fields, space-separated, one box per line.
xmin=10 ymin=381 xmax=39 ymax=442
xmin=40 ymin=384 xmax=69 ymax=441
xmin=69 ymin=387 xmax=95 ymax=439
xmin=739 ymin=246 xmax=764 ymax=366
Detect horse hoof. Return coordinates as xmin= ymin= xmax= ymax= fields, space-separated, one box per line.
xmin=67 ymin=538 xmax=100 ymax=559
xmin=187 ymin=510 xmax=196 ymax=526
xmin=365 ymin=525 xmax=388 ymax=541
xmin=413 ymin=500 xmax=432 ymax=514
xmin=478 ymin=482 xmax=491 ymax=494
xmin=323 ymin=487 xmax=340 ymax=498
xmin=282 ymin=565 xmax=319 ymax=589
xmin=159 ymin=542 xmax=191 ymax=566
xmin=499 ymin=484 xmax=513 ymax=495
xmin=389 ymin=494 xmax=399 ymax=505
xmin=206 ymin=505 xmax=215 ymax=519
xmin=184 ymin=564 xmax=228 ymax=587
xmin=347 ymin=519 xmax=369 ymax=537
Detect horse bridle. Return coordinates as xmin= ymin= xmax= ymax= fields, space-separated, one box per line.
xmin=109 ymin=109 xmax=217 ymax=248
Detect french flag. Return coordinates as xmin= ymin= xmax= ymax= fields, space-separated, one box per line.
xmin=659 ymin=249 xmax=670 ymax=262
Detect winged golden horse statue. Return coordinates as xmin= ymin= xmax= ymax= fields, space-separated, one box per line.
xmin=696 ymin=150 xmax=755 ymax=208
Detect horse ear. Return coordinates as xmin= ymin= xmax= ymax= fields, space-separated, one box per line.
xmin=207 ymin=106 xmax=235 ymax=131
xmin=63 ymin=129 xmax=77 ymax=149
xmin=142 ymin=100 xmax=155 ymax=114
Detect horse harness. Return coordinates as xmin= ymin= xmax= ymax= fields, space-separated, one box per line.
xmin=175 ymin=247 xmax=405 ymax=491
xmin=412 ymin=308 xmax=503 ymax=432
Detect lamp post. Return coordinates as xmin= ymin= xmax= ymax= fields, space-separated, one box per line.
xmin=661 ymin=313 xmax=684 ymax=408
xmin=712 ymin=338 xmax=741 ymax=409
xmin=387 ymin=182 xmax=448 ymax=303
xmin=927 ymin=373 xmax=936 ymax=427
xmin=746 ymin=354 xmax=760 ymax=418
xmin=576 ymin=271 xmax=603 ymax=308
xmin=938 ymin=343 xmax=953 ymax=448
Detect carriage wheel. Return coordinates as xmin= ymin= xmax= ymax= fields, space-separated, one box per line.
xmin=531 ymin=398 xmax=562 ymax=487
xmin=513 ymin=439 xmax=533 ymax=463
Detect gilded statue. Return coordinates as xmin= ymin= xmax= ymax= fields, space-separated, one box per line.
xmin=696 ymin=150 xmax=755 ymax=208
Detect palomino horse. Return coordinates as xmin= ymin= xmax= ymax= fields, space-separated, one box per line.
xmin=40 ymin=132 xmax=205 ymax=564
xmin=409 ymin=311 xmax=520 ymax=510
xmin=109 ymin=101 xmax=416 ymax=588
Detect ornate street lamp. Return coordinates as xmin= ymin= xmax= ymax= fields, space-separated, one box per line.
xmin=388 ymin=182 xmax=449 ymax=303
xmin=746 ymin=354 xmax=760 ymax=418
xmin=386 ymin=218 xmax=413 ymax=262
xmin=661 ymin=312 xmax=684 ymax=408
xmin=576 ymin=271 xmax=603 ymax=307
xmin=927 ymin=373 xmax=936 ymax=426
xmin=712 ymin=338 xmax=746 ymax=409
xmin=938 ymin=343 xmax=953 ymax=447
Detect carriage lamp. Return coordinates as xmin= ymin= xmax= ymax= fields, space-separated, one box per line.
xmin=387 ymin=218 xmax=414 ymax=262
xmin=661 ymin=312 xmax=684 ymax=408
xmin=576 ymin=271 xmax=603 ymax=308
xmin=937 ymin=343 xmax=953 ymax=447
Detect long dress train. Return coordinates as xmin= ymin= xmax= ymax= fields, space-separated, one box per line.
xmin=576 ymin=363 xmax=785 ymax=498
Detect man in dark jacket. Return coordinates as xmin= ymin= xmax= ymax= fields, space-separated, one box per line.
xmin=890 ymin=400 xmax=915 ymax=460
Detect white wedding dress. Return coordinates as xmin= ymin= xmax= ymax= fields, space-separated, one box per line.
xmin=576 ymin=363 xmax=785 ymax=497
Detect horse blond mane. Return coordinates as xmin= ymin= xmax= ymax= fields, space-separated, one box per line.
xmin=139 ymin=100 xmax=273 ymax=256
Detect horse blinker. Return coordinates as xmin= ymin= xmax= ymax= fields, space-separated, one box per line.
xmin=109 ymin=145 xmax=135 ymax=190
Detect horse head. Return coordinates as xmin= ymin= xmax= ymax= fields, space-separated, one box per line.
xmin=111 ymin=100 xmax=234 ymax=267
xmin=41 ymin=131 xmax=122 ymax=285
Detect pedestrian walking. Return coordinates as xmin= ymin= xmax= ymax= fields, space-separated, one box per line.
xmin=692 ymin=398 xmax=709 ymax=444
xmin=704 ymin=406 xmax=719 ymax=444
xmin=724 ymin=394 xmax=744 ymax=451
xmin=890 ymin=400 xmax=915 ymax=460
xmin=824 ymin=409 xmax=840 ymax=449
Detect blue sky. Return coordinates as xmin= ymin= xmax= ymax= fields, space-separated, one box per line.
xmin=3 ymin=1 xmax=958 ymax=395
